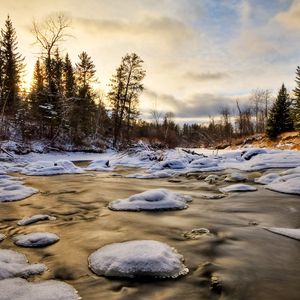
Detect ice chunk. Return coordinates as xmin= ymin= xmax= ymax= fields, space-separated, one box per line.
xmin=0 ymin=278 xmax=80 ymax=300
xmin=0 ymin=176 xmax=38 ymax=202
xmin=265 ymin=227 xmax=300 ymax=241
xmin=220 ymin=184 xmax=257 ymax=193
xmin=109 ymin=189 xmax=192 ymax=211
xmin=86 ymin=159 xmax=111 ymax=171
xmin=17 ymin=215 xmax=56 ymax=226
xmin=88 ymin=240 xmax=189 ymax=278
xmin=224 ymin=172 xmax=247 ymax=182
xmin=13 ymin=232 xmax=59 ymax=247
xmin=22 ymin=160 xmax=83 ymax=176
xmin=255 ymin=173 xmax=280 ymax=185
xmin=0 ymin=234 xmax=6 ymax=242
xmin=266 ymin=175 xmax=300 ymax=195
xmin=0 ymin=249 xmax=46 ymax=279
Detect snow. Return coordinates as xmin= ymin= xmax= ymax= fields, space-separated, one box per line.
xmin=17 ymin=215 xmax=56 ymax=226
xmin=266 ymin=175 xmax=300 ymax=195
xmin=0 ymin=234 xmax=6 ymax=242
xmin=160 ymin=159 xmax=187 ymax=169
xmin=241 ymin=148 xmax=267 ymax=160
xmin=85 ymin=159 xmax=112 ymax=171
xmin=265 ymin=227 xmax=300 ymax=241
xmin=109 ymin=189 xmax=192 ymax=211
xmin=224 ymin=172 xmax=247 ymax=182
xmin=220 ymin=184 xmax=257 ymax=193
xmin=255 ymin=173 xmax=280 ymax=185
xmin=0 ymin=278 xmax=80 ymax=300
xmin=13 ymin=232 xmax=59 ymax=247
xmin=0 ymin=176 xmax=38 ymax=202
xmin=88 ymin=240 xmax=189 ymax=278
xmin=0 ymin=249 xmax=46 ymax=279
xmin=21 ymin=160 xmax=83 ymax=176
xmin=126 ymin=170 xmax=175 ymax=179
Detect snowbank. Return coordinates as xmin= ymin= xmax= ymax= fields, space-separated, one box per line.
xmin=88 ymin=240 xmax=188 ymax=278
xmin=109 ymin=189 xmax=192 ymax=211
xmin=13 ymin=232 xmax=59 ymax=247
xmin=255 ymin=173 xmax=280 ymax=185
xmin=17 ymin=215 xmax=56 ymax=226
xmin=0 ymin=249 xmax=46 ymax=279
xmin=0 ymin=278 xmax=80 ymax=300
xmin=265 ymin=227 xmax=300 ymax=241
xmin=85 ymin=159 xmax=112 ymax=171
xmin=0 ymin=176 xmax=38 ymax=202
xmin=220 ymin=184 xmax=257 ymax=193
xmin=21 ymin=160 xmax=83 ymax=176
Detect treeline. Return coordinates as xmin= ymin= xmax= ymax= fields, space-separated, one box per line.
xmin=0 ymin=15 xmax=299 ymax=151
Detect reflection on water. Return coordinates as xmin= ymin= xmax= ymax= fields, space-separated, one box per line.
xmin=0 ymin=167 xmax=299 ymax=300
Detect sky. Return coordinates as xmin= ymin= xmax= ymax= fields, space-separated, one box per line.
xmin=0 ymin=0 xmax=300 ymax=123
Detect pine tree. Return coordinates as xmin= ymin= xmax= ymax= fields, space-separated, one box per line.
xmin=266 ymin=84 xmax=294 ymax=138
xmin=292 ymin=66 xmax=300 ymax=131
xmin=0 ymin=15 xmax=24 ymax=115
xmin=108 ymin=53 xmax=145 ymax=147
xmin=63 ymin=53 xmax=76 ymax=99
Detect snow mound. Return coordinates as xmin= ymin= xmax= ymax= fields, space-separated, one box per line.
xmin=86 ymin=159 xmax=111 ymax=171
xmin=0 ymin=249 xmax=46 ymax=279
xmin=220 ymin=184 xmax=257 ymax=193
xmin=109 ymin=189 xmax=192 ymax=211
xmin=13 ymin=232 xmax=59 ymax=247
xmin=22 ymin=160 xmax=83 ymax=176
xmin=189 ymin=158 xmax=219 ymax=169
xmin=0 ymin=278 xmax=81 ymax=300
xmin=88 ymin=240 xmax=189 ymax=278
xmin=241 ymin=148 xmax=267 ymax=160
xmin=0 ymin=234 xmax=6 ymax=242
xmin=224 ymin=172 xmax=247 ymax=182
xmin=266 ymin=174 xmax=300 ymax=195
xmin=255 ymin=173 xmax=280 ymax=185
xmin=17 ymin=215 xmax=56 ymax=226
xmin=161 ymin=159 xmax=187 ymax=170
xmin=265 ymin=227 xmax=300 ymax=241
xmin=0 ymin=176 xmax=38 ymax=202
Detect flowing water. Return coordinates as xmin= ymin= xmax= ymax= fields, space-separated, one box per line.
xmin=0 ymin=165 xmax=299 ymax=300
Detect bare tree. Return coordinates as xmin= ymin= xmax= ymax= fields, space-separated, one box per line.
xmin=236 ymin=99 xmax=254 ymax=136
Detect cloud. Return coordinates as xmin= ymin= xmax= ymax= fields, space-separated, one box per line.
xmin=184 ymin=71 xmax=229 ymax=82
xmin=273 ymin=0 xmax=300 ymax=30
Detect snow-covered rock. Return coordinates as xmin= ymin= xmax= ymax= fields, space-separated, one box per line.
xmin=161 ymin=159 xmax=187 ymax=170
xmin=220 ymin=184 xmax=257 ymax=193
xmin=22 ymin=160 xmax=83 ymax=176
xmin=88 ymin=240 xmax=189 ymax=278
xmin=189 ymin=158 xmax=219 ymax=169
xmin=0 ymin=176 xmax=38 ymax=202
xmin=241 ymin=148 xmax=267 ymax=160
xmin=0 ymin=234 xmax=6 ymax=242
xmin=255 ymin=173 xmax=280 ymax=185
xmin=264 ymin=227 xmax=300 ymax=241
xmin=85 ymin=159 xmax=111 ymax=171
xmin=0 ymin=278 xmax=80 ymax=300
xmin=13 ymin=232 xmax=59 ymax=247
xmin=224 ymin=172 xmax=247 ymax=182
xmin=17 ymin=215 xmax=56 ymax=226
xmin=109 ymin=189 xmax=192 ymax=211
xmin=266 ymin=174 xmax=300 ymax=195
xmin=0 ymin=249 xmax=46 ymax=279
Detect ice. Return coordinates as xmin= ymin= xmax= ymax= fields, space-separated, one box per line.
xmin=255 ymin=173 xmax=280 ymax=185
xmin=0 ymin=278 xmax=80 ymax=300
xmin=0 ymin=176 xmax=38 ymax=202
xmin=0 ymin=249 xmax=46 ymax=279
xmin=220 ymin=184 xmax=257 ymax=193
xmin=265 ymin=227 xmax=300 ymax=241
xmin=21 ymin=160 xmax=83 ymax=176
xmin=161 ymin=159 xmax=187 ymax=169
xmin=109 ymin=189 xmax=192 ymax=211
xmin=241 ymin=148 xmax=267 ymax=160
xmin=0 ymin=234 xmax=6 ymax=242
xmin=224 ymin=172 xmax=247 ymax=182
xmin=86 ymin=159 xmax=112 ymax=171
xmin=266 ymin=174 xmax=300 ymax=195
xmin=189 ymin=158 xmax=219 ymax=169
xmin=88 ymin=240 xmax=189 ymax=278
xmin=13 ymin=232 xmax=59 ymax=247
xmin=17 ymin=215 xmax=56 ymax=226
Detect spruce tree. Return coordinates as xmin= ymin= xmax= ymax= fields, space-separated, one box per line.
xmin=0 ymin=15 xmax=24 ymax=115
xmin=293 ymin=66 xmax=300 ymax=131
xmin=63 ymin=53 xmax=76 ymax=99
xmin=266 ymin=84 xmax=294 ymax=138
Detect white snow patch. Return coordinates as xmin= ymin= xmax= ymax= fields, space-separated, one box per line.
xmin=266 ymin=174 xmax=300 ymax=195
xmin=17 ymin=215 xmax=56 ymax=226
xmin=0 ymin=249 xmax=46 ymax=279
xmin=255 ymin=173 xmax=280 ymax=185
xmin=85 ymin=159 xmax=112 ymax=171
xmin=265 ymin=227 xmax=300 ymax=241
xmin=13 ymin=232 xmax=59 ymax=247
xmin=88 ymin=240 xmax=189 ymax=278
xmin=109 ymin=189 xmax=192 ymax=211
xmin=220 ymin=184 xmax=257 ymax=193
xmin=0 ymin=278 xmax=80 ymax=300
xmin=21 ymin=160 xmax=83 ymax=176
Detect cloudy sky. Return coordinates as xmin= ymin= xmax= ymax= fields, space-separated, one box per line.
xmin=1 ymin=0 xmax=300 ymax=123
